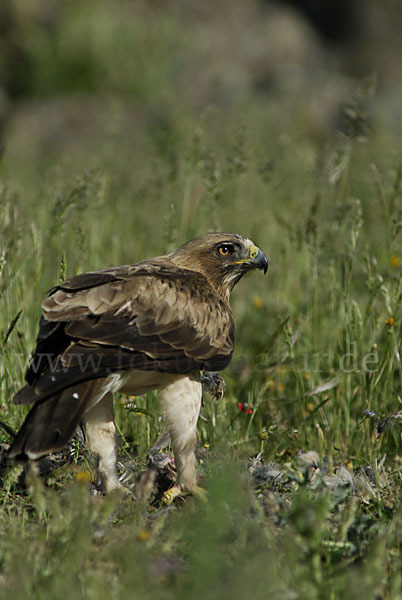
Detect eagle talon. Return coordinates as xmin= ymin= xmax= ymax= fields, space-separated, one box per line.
xmin=201 ymin=372 xmax=226 ymax=400
xmin=162 ymin=485 xmax=183 ymax=505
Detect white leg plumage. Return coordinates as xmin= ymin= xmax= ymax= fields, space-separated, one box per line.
xmin=82 ymin=392 xmax=121 ymax=493
xmin=160 ymin=375 xmax=202 ymax=498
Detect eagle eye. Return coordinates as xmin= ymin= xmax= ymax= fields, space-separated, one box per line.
xmin=218 ymin=244 xmax=233 ymax=257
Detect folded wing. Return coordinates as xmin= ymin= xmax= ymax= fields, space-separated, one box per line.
xmin=15 ymin=261 xmax=235 ymax=405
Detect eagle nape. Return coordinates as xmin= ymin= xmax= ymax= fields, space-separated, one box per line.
xmin=8 ymin=233 xmax=268 ymax=499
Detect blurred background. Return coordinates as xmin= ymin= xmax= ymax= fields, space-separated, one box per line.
xmin=2 ymin=0 xmax=402 ymax=179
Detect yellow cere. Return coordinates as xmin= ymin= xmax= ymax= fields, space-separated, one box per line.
xmin=249 ymin=244 xmax=258 ymax=259
xmin=233 ymin=244 xmax=259 ymax=264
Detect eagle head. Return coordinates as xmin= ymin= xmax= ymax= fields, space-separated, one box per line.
xmin=169 ymin=233 xmax=268 ymax=301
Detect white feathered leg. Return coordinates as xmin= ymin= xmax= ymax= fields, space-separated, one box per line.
xmin=160 ymin=375 xmax=202 ymax=492
xmin=82 ymin=392 xmax=120 ymax=493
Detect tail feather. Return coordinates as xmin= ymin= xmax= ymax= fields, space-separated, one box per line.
xmin=8 ymin=382 xmax=97 ymax=460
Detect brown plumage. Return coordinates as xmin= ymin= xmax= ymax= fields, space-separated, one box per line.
xmin=9 ymin=233 xmax=268 ymax=494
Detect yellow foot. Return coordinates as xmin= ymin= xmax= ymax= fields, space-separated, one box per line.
xmin=162 ymin=485 xmax=208 ymax=505
xmin=162 ymin=485 xmax=183 ymax=505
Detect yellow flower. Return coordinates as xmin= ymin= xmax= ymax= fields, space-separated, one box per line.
xmin=204 ymin=442 xmax=210 ymax=450
xmin=390 ymin=255 xmax=401 ymax=268
xmin=385 ymin=317 xmax=395 ymax=328
xmin=76 ymin=470 xmax=91 ymax=485
xmin=138 ymin=529 xmax=150 ymax=542
xmin=252 ymin=295 xmax=264 ymax=310
xmin=306 ymin=402 xmax=315 ymax=412
xmin=344 ymin=460 xmax=353 ymax=469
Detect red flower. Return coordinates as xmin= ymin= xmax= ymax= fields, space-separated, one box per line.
xmin=237 ymin=402 xmax=253 ymax=415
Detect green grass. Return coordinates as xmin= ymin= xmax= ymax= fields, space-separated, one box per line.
xmin=1 ymin=4 xmax=402 ymax=598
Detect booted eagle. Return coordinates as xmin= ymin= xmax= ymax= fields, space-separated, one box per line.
xmin=9 ymin=233 xmax=268 ymax=495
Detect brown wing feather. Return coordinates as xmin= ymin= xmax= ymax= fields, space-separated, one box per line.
xmin=16 ymin=259 xmax=234 ymax=405
xmin=43 ymin=263 xmax=233 ymax=357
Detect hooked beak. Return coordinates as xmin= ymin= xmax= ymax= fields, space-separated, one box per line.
xmin=239 ymin=244 xmax=269 ymax=275
xmin=246 ymin=245 xmax=269 ymax=274
xmin=233 ymin=244 xmax=269 ymax=274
